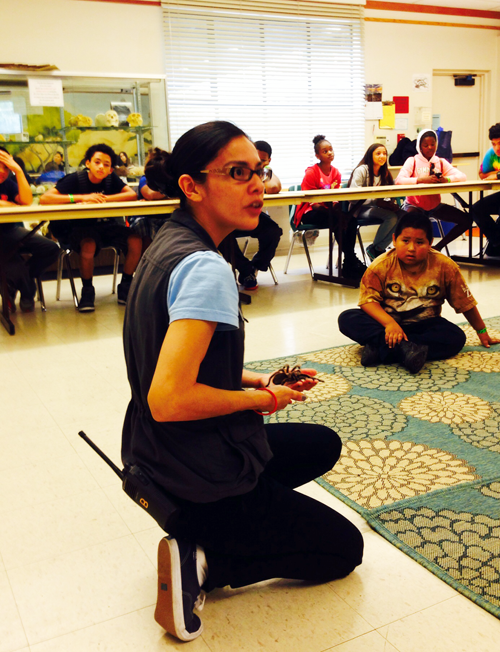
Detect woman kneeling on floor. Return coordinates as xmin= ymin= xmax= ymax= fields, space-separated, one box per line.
xmin=121 ymin=120 xmax=364 ymax=642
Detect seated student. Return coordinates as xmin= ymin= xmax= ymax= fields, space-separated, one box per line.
xmin=338 ymin=213 xmax=499 ymax=374
xmin=395 ymin=129 xmax=472 ymax=252
xmin=37 ymin=161 xmax=65 ymax=185
xmin=348 ymin=143 xmax=406 ymax=261
xmin=40 ymin=143 xmax=141 ymax=312
xmin=129 ymin=147 xmax=169 ymax=252
xmin=471 ymin=122 xmax=500 ymax=248
xmin=295 ymin=134 xmax=366 ymax=279
xmin=117 ymin=151 xmax=132 ymax=172
xmin=229 ymin=140 xmax=283 ymax=290
xmin=0 ymin=147 xmax=59 ymax=312
xmin=52 ymin=151 xmax=65 ymax=171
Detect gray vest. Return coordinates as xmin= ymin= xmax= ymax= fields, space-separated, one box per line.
xmin=122 ymin=210 xmax=272 ymax=503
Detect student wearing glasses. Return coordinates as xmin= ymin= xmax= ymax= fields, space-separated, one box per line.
xmin=122 ymin=121 xmax=363 ymax=642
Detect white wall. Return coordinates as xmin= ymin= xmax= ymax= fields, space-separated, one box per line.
xmin=2 ymin=0 xmax=499 ymax=160
xmin=0 ymin=0 xmax=169 ymax=147
xmin=364 ymin=19 xmax=500 ymax=159
xmin=0 ymin=0 xmax=164 ymax=75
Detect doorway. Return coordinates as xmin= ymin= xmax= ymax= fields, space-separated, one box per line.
xmin=432 ymin=70 xmax=488 ymax=178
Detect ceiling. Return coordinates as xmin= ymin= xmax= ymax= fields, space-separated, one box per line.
xmin=376 ymin=1 xmax=500 ymax=12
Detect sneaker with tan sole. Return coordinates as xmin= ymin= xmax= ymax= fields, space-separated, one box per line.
xmin=155 ymin=536 xmax=206 ymax=642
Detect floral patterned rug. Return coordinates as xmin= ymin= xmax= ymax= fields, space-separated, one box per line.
xmin=246 ymin=317 xmax=500 ymax=620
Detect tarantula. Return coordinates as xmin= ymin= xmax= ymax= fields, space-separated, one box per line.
xmin=266 ymin=365 xmax=324 ymax=386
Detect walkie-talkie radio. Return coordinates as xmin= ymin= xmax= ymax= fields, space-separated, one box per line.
xmin=78 ymin=431 xmax=179 ymax=530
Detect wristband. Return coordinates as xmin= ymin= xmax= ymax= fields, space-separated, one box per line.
xmin=254 ymin=387 xmax=278 ymax=416
xmin=447 ymin=177 xmax=451 ymax=183
xmin=477 ymin=328 xmax=487 ymax=334
xmin=68 ymin=194 xmax=75 ymax=203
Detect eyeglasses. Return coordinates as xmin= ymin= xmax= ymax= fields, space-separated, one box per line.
xmin=199 ymin=165 xmax=271 ymax=183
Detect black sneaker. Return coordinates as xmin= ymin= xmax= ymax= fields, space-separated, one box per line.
xmin=154 ymin=536 xmax=205 ymax=642
xmin=361 ymin=344 xmax=380 ymax=367
xmin=397 ymin=341 xmax=428 ymax=374
xmin=19 ymin=296 xmax=35 ymax=313
xmin=343 ymin=256 xmax=367 ymax=280
xmin=117 ymin=279 xmax=131 ymax=305
xmin=238 ymin=271 xmax=258 ymax=290
xmin=78 ymin=286 xmax=95 ymax=312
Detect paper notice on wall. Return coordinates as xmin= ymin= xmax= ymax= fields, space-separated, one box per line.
xmin=412 ymin=74 xmax=431 ymax=92
xmin=28 ymin=78 xmax=64 ymax=107
xmin=379 ymin=102 xmax=396 ymax=129
xmin=366 ymin=101 xmax=383 ymax=120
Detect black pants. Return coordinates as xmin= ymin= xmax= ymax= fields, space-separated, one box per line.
xmin=0 ymin=225 xmax=59 ymax=298
xmin=302 ymin=206 xmax=357 ymax=262
xmin=338 ymin=309 xmax=466 ymax=362
xmin=405 ymin=203 xmax=472 ymax=252
xmin=471 ymin=191 xmax=500 ymax=242
xmin=168 ymin=423 xmax=363 ymax=591
xmin=232 ymin=212 xmax=283 ymax=276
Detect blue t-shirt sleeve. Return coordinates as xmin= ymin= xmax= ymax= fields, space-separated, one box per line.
xmin=138 ymin=175 xmax=147 ymax=198
xmin=167 ymin=251 xmax=239 ymax=330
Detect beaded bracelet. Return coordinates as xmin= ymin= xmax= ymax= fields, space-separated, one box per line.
xmin=254 ymin=387 xmax=278 ymax=416
xmin=477 ymin=328 xmax=487 ymax=334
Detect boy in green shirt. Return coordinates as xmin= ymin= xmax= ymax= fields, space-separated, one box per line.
xmin=472 ymin=122 xmax=500 ymax=248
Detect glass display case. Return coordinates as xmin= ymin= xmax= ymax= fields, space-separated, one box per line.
xmin=0 ymin=71 xmax=168 ymax=179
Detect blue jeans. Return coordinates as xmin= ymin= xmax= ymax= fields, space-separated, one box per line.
xmin=0 ymin=224 xmax=59 ymax=298
xmin=357 ymin=205 xmax=403 ymax=251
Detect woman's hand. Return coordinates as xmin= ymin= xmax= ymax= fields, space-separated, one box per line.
xmin=284 ymin=368 xmax=318 ymax=392
xmin=259 ymin=368 xmax=318 ymax=392
xmin=265 ymin=383 xmax=307 ymax=411
xmin=385 ymin=322 xmax=407 ymax=348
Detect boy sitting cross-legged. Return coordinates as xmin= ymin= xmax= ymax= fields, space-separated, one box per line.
xmin=338 ymin=212 xmax=499 ymax=374
xmin=40 ymin=143 xmax=141 ymax=312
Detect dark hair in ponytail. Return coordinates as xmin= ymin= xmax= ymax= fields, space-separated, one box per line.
xmin=155 ymin=121 xmax=248 ymax=206
xmin=144 ymin=147 xmax=170 ymax=194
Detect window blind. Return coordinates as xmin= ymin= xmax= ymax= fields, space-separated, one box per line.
xmin=162 ymin=1 xmax=365 ymax=186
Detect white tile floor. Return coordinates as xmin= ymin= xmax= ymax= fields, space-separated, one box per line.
xmin=1 ymin=236 xmax=500 ymax=652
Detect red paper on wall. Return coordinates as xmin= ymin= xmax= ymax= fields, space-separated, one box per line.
xmin=393 ymin=96 xmax=409 ymax=114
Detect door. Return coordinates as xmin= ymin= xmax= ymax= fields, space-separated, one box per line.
xmin=432 ymin=72 xmax=483 ymax=177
